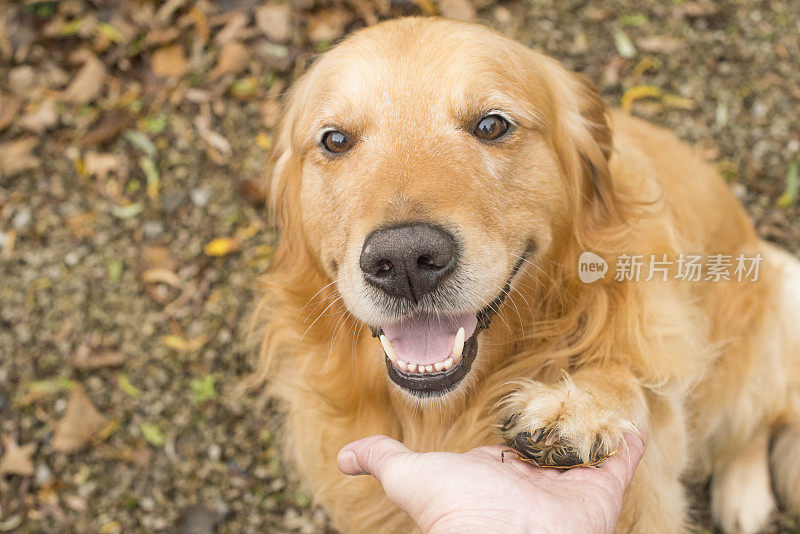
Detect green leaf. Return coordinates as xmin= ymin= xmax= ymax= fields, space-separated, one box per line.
xmin=140 ymin=423 xmax=166 ymax=446
xmin=143 ymin=115 xmax=168 ymax=134
xmin=777 ymin=159 xmax=799 ymax=208
xmin=123 ymin=130 xmax=157 ymax=158
xmin=190 ymin=375 xmax=217 ymax=404
xmin=108 ymin=260 xmax=123 ymax=282
xmin=621 ymin=14 xmax=648 ymax=27
xmin=110 ymin=202 xmax=143 ymax=219
xmin=613 ymin=29 xmax=637 ymax=58
xmin=118 ymin=374 xmax=141 ymax=398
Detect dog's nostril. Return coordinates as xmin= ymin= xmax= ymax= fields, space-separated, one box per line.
xmin=377 ymin=259 xmax=393 ymax=275
xmin=417 ymin=255 xmax=436 ymax=270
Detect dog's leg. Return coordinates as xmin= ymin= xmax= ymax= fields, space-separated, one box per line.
xmin=711 ymin=428 xmax=775 ymax=534
xmin=770 ymin=424 xmax=800 ymax=517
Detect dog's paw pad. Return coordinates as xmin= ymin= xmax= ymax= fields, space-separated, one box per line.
xmin=502 ymin=413 xmax=606 ymax=468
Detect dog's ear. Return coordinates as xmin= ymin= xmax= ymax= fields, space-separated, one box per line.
xmin=549 ymin=68 xmax=619 ymax=223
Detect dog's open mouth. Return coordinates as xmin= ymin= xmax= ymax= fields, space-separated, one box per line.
xmin=372 ymin=255 xmax=524 ymax=397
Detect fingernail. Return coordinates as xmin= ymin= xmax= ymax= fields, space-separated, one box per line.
xmin=337 ymin=450 xmax=363 ymax=475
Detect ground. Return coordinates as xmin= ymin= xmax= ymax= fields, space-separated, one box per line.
xmin=0 ymin=0 xmax=798 ymax=532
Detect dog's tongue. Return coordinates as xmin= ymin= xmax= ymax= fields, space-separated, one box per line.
xmin=382 ymin=312 xmax=477 ymax=365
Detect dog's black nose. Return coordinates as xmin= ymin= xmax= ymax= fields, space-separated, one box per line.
xmin=359 ymin=223 xmax=458 ymax=302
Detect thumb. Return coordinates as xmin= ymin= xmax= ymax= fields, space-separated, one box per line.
xmin=337 ymin=435 xmax=412 ymax=479
xmin=598 ymin=431 xmax=647 ymax=492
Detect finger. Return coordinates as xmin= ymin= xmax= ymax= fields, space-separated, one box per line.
xmin=337 ymin=435 xmax=412 ymax=479
xmin=598 ymin=431 xmax=647 ymax=491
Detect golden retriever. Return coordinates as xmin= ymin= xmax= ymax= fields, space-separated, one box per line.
xmin=251 ymin=17 xmax=800 ymax=533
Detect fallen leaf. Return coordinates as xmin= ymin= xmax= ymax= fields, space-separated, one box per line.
xmin=0 ymin=435 xmax=36 ymax=476
xmin=161 ymin=334 xmax=209 ymax=352
xmin=66 ymin=212 xmax=97 ymax=239
xmin=256 ymin=4 xmax=292 ymax=42
xmin=777 ymin=159 xmax=799 ymax=208
xmin=61 ymin=54 xmax=107 ymax=104
xmin=139 ymin=156 xmax=159 ymax=200
xmin=412 ymin=0 xmax=438 ymax=15
xmin=123 ymin=129 xmax=157 ymax=157
xmin=190 ymin=374 xmax=217 ymax=404
xmin=52 ymin=385 xmax=108 ymax=453
xmin=621 ymin=85 xmax=662 ymax=113
xmin=141 ymin=268 xmax=181 ymax=287
xmin=151 ymin=44 xmax=188 ymax=78
xmin=139 ymin=423 xmax=166 ymax=446
xmin=662 ymin=94 xmax=695 ymax=110
xmin=117 ymin=374 xmax=141 ymax=398
xmin=438 ymin=0 xmax=475 ymax=21
xmin=209 ymin=41 xmax=250 ymax=80
xmin=636 ymin=35 xmax=684 ymax=54
xmin=0 ymin=137 xmax=40 ymax=178
xmin=215 ymin=12 xmax=249 ymax=45
xmin=71 ymin=349 xmax=124 ymax=370
xmin=307 ymin=8 xmax=351 ymax=43
xmin=81 ymin=110 xmax=131 ymax=146
xmin=0 ymin=93 xmax=21 ymax=132
xmin=83 ymin=152 xmax=121 ymax=180
xmin=612 ymin=28 xmax=637 ymax=58
xmin=110 ymin=202 xmax=143 ymax=219
xmin=204 ymin=237 xmax=241 ymax=256
xmin=19 ymin=99 xmax=59 ymax=133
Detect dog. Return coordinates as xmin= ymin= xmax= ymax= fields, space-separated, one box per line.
xmin=252 ymin=17 xmax=800 ymax=533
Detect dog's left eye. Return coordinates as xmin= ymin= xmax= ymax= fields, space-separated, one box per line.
xmin=473 ymin=114 xmax=511 ymax=141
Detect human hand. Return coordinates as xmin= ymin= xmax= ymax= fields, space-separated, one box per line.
xmin=337 ymin=432 xmax=646 ymax=534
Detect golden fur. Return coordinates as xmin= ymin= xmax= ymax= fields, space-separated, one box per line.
xmin=251 ymin=17 xmax=800 ymax=533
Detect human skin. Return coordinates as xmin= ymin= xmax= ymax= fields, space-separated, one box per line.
xmin=337 ymin=433 xmax=646 ymax=534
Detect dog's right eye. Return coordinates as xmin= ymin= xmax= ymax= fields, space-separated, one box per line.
xmin=320 ymin=130 xmax=353 ymax=155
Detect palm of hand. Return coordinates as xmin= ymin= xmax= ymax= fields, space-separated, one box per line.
xmin=392 ymin=446 xmax=625 ymax=534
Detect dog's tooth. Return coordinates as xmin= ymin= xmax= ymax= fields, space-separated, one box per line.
xmin=452 ymin=327 xmax=465 ymax=363
xmin=434 ymin=361 xmax=445 ymax=372
xmin=425 ymin=364 xmax=434 ymax=373
xmin=397 ymin=359 xmax=408 ymax=371
xmin=443 ymin=357 xmax=454 ymax=371
xmin=407 ymin=363 xmax=417 ymax=373
xmin=379 ymin=335 xmax=397 ymax=362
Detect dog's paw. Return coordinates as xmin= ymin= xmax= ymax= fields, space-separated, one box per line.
xmin=498 ymin=378 xmax=634 ymax=467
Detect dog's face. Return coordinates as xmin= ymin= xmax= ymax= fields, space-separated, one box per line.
xmin=271 ymin=18 xmax=613 ymax=398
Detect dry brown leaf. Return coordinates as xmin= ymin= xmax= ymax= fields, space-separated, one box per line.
xmin=52 ymin=385 xmax=108 ymax=453
xmin=438 ymin=0 xmax=475 ymax=21
xmin=0 ymin=93 xmax=21 ymax=132
xmin=256 ymin=4 xmax=292 ymax=42
xmin=151 ymin=44 xmax=188 ymax=78
xmin=61 ymin=54 xmax=107 ymax=105
xmin=215 ymin=12 xmax=249 ymax=45
xmin=65 ymin=212 xmax=97 ymax=239
xmin=636 ymin=36 xmax=684 ymax=54
xmin=0 ymin=435 xmax=36 ymax=476
xmin=161 ymin=334 xmax=209 ymax=352
xmin=209 ymin=41 xmax=250 ymax=81
xmin=0 ymin=137 xmax=40 ymax=178
xmin=141 ymin=268 xmax=182 ymax=287
xmin=81 ymin=110 xmax=131 ymax=146
xmin=19 ymin=99 xmax=58 ymax=133
xmin=141 ymin=245 xmax=175 ymax=271
xmin=71 ymin=348 xmax=125 ymax=370
xmin=307 ymin=8 xmax=351 ymax=43
xmin=84 ymin=152 xmax=122 ymax=180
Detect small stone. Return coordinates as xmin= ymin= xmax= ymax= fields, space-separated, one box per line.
xmin=8 ymin=66 xmax=36 ymax=96
xmin=13 ymin=208 xmax=32 ymax=231
xmin=143 ymin=221 xmax=165 ymax=239
xmin=190 ymin=187 xmax=211 ymax=207
xmin=208 ymin=444 xmax=222 ymax=461
xmin=35 ymin=463 xmax=53 ymax=486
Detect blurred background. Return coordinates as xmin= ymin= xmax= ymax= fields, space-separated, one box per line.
xmin=0 ymin=0 xmax=798 ymax=532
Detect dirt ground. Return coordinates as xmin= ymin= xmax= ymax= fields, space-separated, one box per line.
xmin=1 ymin=0 xmax=798 ymax=532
